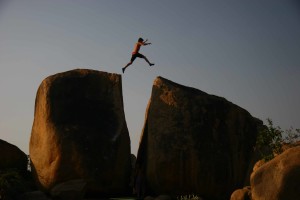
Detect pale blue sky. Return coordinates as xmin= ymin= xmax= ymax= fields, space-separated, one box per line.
xmin=0 ymin=0 xmax=299 ymax=155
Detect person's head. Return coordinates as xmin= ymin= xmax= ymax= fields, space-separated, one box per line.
xmin=138 ymin=38 xmax=144 ymax=42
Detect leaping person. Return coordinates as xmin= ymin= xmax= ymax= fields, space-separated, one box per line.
xmin=122 ymin=38 xmax=154 ymax=73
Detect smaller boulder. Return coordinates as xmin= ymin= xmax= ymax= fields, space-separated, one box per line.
xmin=251 ymin=146 xmax=300 ymax=200
xmin=230 ymin=186 xmax=251 ymax=200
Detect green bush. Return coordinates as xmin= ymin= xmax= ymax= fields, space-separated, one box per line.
xmin=257 ymin=118 xmax=300 ymax=161
xmin=283 ymin=127 xmax=300 ymax=146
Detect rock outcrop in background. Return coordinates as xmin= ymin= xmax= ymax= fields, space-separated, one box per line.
xmin=0 ymin=139 xmax=28 ymax=172
xmin=135 ymin=77 xmax=262 ymax=200
xmin=30 ymin=69 xmax=131 ymax=196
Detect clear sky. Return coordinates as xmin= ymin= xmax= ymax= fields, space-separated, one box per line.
xmin=1 ymin=0 xmax=299 ymax=155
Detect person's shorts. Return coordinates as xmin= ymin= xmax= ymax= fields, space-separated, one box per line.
xmin=131 ymin=53 xmax=145 ymax=62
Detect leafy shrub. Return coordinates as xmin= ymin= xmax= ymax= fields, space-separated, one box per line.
xmin=256 ymin=119 xmax=283 ymax=161
xmin=257 ymin=118 xmax=300 ymax=161
xmin=283 ymin=127 xmax=300 ymax=146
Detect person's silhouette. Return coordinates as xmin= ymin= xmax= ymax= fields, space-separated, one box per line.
xmin=122 ymin=38 xmax=154 ymax=73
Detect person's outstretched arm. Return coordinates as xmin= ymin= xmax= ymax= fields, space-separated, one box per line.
xmin=143 ymin=41 xmax=152 ymax=45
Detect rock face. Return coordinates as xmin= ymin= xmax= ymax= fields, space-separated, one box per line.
xmin=30 ymin=69 xmax=131 ymax=196
xmin=251 ymin=146 xmax=300 ymax=200
xmin=135 ymin=77 xmax=262 ymax=200
xmin=0 ymin=139 xmax=28 ymax=172
xmin=230 ymin=186 xmax=251 ymax=200
xmin=50 ymin=179 xmax=86 ymax=200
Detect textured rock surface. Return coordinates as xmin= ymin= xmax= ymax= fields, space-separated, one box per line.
xmin=50 ymin=179 xmax=86 ymax=200
xmin=251 ymin=146 xmax=300 ymax=200
xmin=19 ymin=191 xmax=51 ymax=200
xmin=30 ymin=69 xmax=131 ymax=196
xmin=0 ymin=139 xmax=27 ymax=172
xmin=230 ymin=186 xmax=251 ymax=200
xmin=135 ymin=77 xmax=262 ymax=200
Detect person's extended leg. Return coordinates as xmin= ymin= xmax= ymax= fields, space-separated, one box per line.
xmin=123 ymin=54 xmax=137 ymax=73
xmin=143 ymin=55 xmax=154 ymax=66
xmin=122 ymin=61 xmax=132 ymax=73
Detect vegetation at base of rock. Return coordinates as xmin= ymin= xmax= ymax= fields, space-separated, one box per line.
xmin=256 ymin=118 xmax=300 ymax=161
xmin=177 ymin=194 xmax=201 ymax=200
xmin=0 ymin=169 xmax=27 ymax=199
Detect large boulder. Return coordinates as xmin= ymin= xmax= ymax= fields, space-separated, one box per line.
xmin=250 ymin=146 xmax=300 ymax=200
xmin=30 ymin=69 xmax=131 ymax=196
xmin=135 ymin=77 xmax=262 ymax=200
xmin=0 ymin=139 xmax=27 ymax=172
